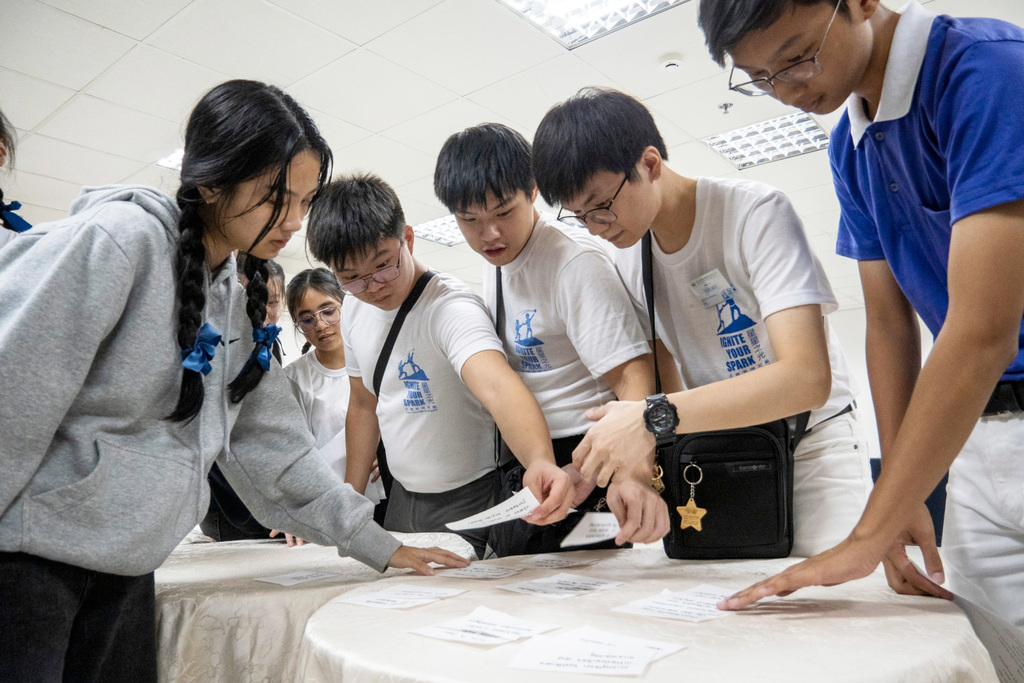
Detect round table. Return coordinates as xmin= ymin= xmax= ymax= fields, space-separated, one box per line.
xmin=296 ymin=546 xmax=997 ymax=683
xmin=154 ymin=530 xmax=475 ymax=683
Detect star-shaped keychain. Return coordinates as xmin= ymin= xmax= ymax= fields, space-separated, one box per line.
xmin=678 ymin=463 xmax=707 ymax=531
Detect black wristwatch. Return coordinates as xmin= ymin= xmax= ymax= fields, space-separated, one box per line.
xmin=643 ymin=393 xmax=679 ymax=447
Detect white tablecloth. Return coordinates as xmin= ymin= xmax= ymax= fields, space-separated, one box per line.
xmin=296 ymin=547 xmax=998 ymax=683
xmin=154 ymin=531 xmax=475 ymax=683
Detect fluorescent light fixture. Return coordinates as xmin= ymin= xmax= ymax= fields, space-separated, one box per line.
xmin=701 ymin=112 xmax=829 ymax=169
xmin=413 ymin=214 xmax=466 ymax=247
xmin=495 ymin=0 xmax=688 ymax=49
xmin=156 ymin=148 xmax=184 ymax=171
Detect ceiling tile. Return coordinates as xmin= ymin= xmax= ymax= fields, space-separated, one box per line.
xmin=787 ymin=182 xmax=841 ymax=217
xmin=4 ymin=170 xmax=83 ymax=212
xmin=573 ymin=2 xmax=725 ymax=99
xmin=291 ymin=50 xmax=457 ymax=133
xmin=334 ymin=135 xmax=437 ymax=188
xmin=308 ymin=109 xmax=373 ymax=156
xmin=737 ymin=149 xmax=832 ymax=194
xmin=666 ymin=140 xmax=738 ymax=178
xmin=398 ymin=176 xmax=447 ymax=214
xmin=17 ymin=135 xmax=146 ymax=186
xmin=37 ymin=96 xmax=183 ymax=163
xmin=86 ymin=45 xmax=228 ymax=124
xmin=267 ymin=0 xmax=443 ymax=45
xmin=0 ymin=68 xmax=75 ymax=130
xmin=366 ymin=0 xmax=564 ymax=96
xmin=467 ymin=53 xmax=619 ymax=132
xmin=37 ymin=0 xmax=193 ymax=41
xmin=926 ymin=0 xmax=1024 ymax=24
xmin=381 ymin=99 xmax=519 ymax=157
xmin=801 ymin=208 xmax=842 ymax=237
xmin=119 ymin=164 xmax=181 ymax=195
xmin=422 ymin=243 xmax=481 ymax=274
xmin=401 ymin=197 xmax=449 ymax=227
xmin=646 ymin=72 xmax=793 ymax=140
xmin=9 ymin=202 xmax=68 ymax=226
xmin=2 ymin=0 xmax=136 ymax=90
xmin=148 ymin=0 xmax=356 ymax=86
xmin=809 ymin=233 xmax=860 ymax=280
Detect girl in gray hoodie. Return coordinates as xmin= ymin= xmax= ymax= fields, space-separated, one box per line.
xmin=0 ymin=80 xmax=468 ymax=682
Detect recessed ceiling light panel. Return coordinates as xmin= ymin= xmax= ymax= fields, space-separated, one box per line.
xmin=413 ymin=214 xmax=466 ymax=247
xmin=701 ymin=112 xmax=829 ymax=169
xmin=495 ymin=0 xmax=688 ymax=48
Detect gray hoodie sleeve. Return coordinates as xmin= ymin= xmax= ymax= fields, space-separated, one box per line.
xmin=218 ymin=367 xmax=401 ymax=572
xmin=0 ymin=221 xmax=134 ymax=515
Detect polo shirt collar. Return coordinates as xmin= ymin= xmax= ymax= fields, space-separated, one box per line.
xmin=846 ymin=0 xmax=935 ymax=147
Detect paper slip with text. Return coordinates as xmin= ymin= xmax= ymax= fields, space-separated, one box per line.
xmin=560 ymin=512 xmax=621 ymax=548
xmin=518 ymin=554 xmax=598 ymax=570
xmin=411 ymin=606 xmax=559 ymax=646
xmin=446 ymin=488 xmax=540 ymax=531
xmin=563 ymin=626 xmax=683 ymax=662
xmin=254 ymin=570 xmax=343 ymax=587
xmin=612 ymin=584 xmax=734 ymax=622
xmin=509 ymin=635 xmax=656 ymax=676
xmin=438 ymin=564 xmax=522 ymax=580
xmin=499 ymin=573 xmax=622 ymax=600
xmin=338 ymin=583 xmax=466 ymax=609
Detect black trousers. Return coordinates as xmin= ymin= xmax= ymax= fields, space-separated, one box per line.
xmin=0 ymin=552 xmax=157 ymax=683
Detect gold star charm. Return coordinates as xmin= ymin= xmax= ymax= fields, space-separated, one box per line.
xmin=677 ymin=498 xmax=707 ymax=531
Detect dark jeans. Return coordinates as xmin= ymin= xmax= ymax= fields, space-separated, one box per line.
xmin=199 ymin=463 xmax=272 ymax=541
xmin=384 ymin=470 xmax=501 ymax=558
xmin=0 ymin=552 xmax=157 ymax=683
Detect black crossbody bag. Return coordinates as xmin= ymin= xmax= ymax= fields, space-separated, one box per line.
xmin=371 ymin=269 xmax=438 ymax=499
xmin=642 ymin=232 xmax=808 ymax=559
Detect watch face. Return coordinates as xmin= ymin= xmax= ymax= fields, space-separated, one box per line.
xmin=647 ymin=404 xmax=676 ymax=433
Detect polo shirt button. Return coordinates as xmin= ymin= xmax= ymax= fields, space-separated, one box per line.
xmin=889 ymin=182 xmax=899 ymax=193
xmin=874 ymin=131 xmax=885 ymax=141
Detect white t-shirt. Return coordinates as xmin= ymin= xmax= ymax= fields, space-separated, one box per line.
xmin=283 ymin=350 xmax=385 ymax=504
xmin=342 ymin=272 xmax=504 ymax=493
xmin=615 ymin=177 xmax=857 ymax=428
xmin=482 ymin=213 xmax=651 ymax=438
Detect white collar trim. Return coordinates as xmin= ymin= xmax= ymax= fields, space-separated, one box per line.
xmin=846 ymin=0 xmax=935 ymax=147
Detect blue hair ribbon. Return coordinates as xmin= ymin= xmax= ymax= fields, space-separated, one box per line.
xmin=252 ymin=324 xmax=282 ymax=371
xmin=180 ymin=322 xmax=223 ymax=376
xmin=1 ymin=199 xmax=33 ymax=233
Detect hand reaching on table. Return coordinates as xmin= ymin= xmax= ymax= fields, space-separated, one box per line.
xmin=270 ymin=530 xmax=306 ymax=547
xmin=561 ymin=462 xmax=597 ymax=508
xmin=387 ymin=545 xmax=471 ymax=575
xmin=717 ymin=505 xmax=952 ymax=611
xmin=521 ymin=459 xmax=574 ymax=526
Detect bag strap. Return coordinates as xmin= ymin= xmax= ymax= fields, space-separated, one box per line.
xmin=640 ymin=231 xmax=809 ymax=450
xmin=493 ymin=266 xmax=507 ymax=467
xmin=372 ymin=269 xmax=438 ymax=397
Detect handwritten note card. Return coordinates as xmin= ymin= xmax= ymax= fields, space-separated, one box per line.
xmin=438 ymin=565 xmax=522 ymax=580
xmin=518 ymin=554 xmax=598 ymax=570
xmin=560 ymin=512 xmax=621 ymax=548
xmin=411 ymin=606 xmax=558 ymax=646
xmin=446 ymin=488 xmax=540 ymax=531
xmin=254 ymin=570 xmax=342 ymax=586
xmin=499 ymin=573 xmax=622 ymax=600
xmin=338 ymin=583 xmax=466 ymax=610
xmin=613 ymin=585 xmax=734 ymax=622
xmin=509 ymin=635 xmax=656 ymax=677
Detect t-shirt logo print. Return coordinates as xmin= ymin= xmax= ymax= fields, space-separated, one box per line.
xmin=397 ymin=350 xmax=437 ymax=413
xmin=513 ymin=309 xmax=552 ymax=373
xmin=715 ymin=297 xmax=769 ymax=377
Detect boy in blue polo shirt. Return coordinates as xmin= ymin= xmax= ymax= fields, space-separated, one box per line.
xmin=699 ymin=0 xmax=1024 ymax=626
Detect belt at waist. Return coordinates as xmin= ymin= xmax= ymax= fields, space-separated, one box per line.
xmin=983 ymin=379 xmax=1024 ymax=417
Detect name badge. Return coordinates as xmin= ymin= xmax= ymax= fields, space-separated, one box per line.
xmin=689 ymin=269 xmax=736 ymax=308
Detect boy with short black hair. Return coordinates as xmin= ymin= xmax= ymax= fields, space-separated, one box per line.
xmin=306 ymin=173 xmax=573 ymax=557
xmin=532 ymin=87 xmax=869 ymax=560
xmin=698 ymin=0 xmax=1024 ymax=625
xmin=434 ymin=123 xmax=668 ymax=548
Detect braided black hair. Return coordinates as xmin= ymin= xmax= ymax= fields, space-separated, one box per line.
xmin=169 ymin=80 xmax=332 ymax=422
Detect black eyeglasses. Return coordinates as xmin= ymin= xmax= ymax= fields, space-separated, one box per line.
xmin=728 ymin=0 xmax=842 ymax=97
xmin=339 ymin=248 xmax=403 ymax=295
xmin=296 ymin=306 xmax=341 ymax=333
xmin=556 ymin=174 xmax=629 ymax=229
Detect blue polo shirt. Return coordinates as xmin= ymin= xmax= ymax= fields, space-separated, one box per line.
xmin=832 ymin=3 xmax=1024 ymax=380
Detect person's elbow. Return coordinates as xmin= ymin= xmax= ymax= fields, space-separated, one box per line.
xmin=794 ymin=356 xmax=832 ymax=411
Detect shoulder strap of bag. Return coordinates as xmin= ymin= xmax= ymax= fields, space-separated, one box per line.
xmin=493 ymin=266 xmax=507 ymax=467
xmin=372 ymin=269 xmax=438 ymax=397
xmin=642 ymin=231 xmax=810 ymax=448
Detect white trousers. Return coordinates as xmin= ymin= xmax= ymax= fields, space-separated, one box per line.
xmin=791 ymin=409 xmax=872 ymax=558
xmin=943 ymin=412 xmax=1024 ymax=628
